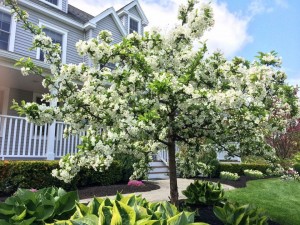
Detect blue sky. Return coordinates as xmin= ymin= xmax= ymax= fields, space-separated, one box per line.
xmin=69 ymin=0 xmax=299 ymax=87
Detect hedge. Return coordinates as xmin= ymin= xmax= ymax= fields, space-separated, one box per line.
xmin=217 ymin=163 xmax=270 ymax=176
xmin=0 ymin=160 xmax=130 ymax=196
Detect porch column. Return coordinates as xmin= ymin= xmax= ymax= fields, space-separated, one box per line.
xmin=46 ymin=93 xmax=57 ymax=160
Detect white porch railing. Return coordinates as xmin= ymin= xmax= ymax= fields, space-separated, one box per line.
xmin=0 ymin=115 xmax=83 ymax=160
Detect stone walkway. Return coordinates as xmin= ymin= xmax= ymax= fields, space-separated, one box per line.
xmin=80 ymin=178 xmax=235 ymax=203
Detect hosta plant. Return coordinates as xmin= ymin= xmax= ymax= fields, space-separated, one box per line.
xmin=0 ymin=187 xmax=78 ymax=225
xmin=213 ymin=202 xmax=269 ymax=225
xmin=244 ymin=169 xmax=264 ymax=179
xmin=52 ymin=192 xmax=208 ymax=225
xmin=182 ymin=180 xmax=225 ymax=206
xmin=220 ymin=171 xmax=240 ymax=181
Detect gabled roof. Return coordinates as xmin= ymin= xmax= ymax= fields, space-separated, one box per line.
xmin=87 ymin=7 xmax=127 ymax=36
xmin=117 ymin=0 xmax=149 ymax=25
xmin=68 ymin=4 xmax=94 ymax=24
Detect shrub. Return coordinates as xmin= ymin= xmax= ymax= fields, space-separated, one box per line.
xmin=244 ymin=169 xmax=264 ymax=179
xmin=0 ymin=187 xmax=78 ymax=224
xmin=220 ymin=171 xmax=240 ymax=181
xmin=214 ymin=202 xmax=269 ymax=225
xmin=182 ymin=180 xmax=225 ymax=206
xmin=281 ymin=168 xmax=300 ymax=181
xmin=0 ymin=160 xmax=129 ymax=196
xmin=293 ymin=163 xmax=300 ymax=173
xmin=218 ymin=163 xmax=270 ymax=176
xmin=266 ymin=164 xmax=285 ymax=177
xmin=54 ymin=193 xmax=209 ymax=224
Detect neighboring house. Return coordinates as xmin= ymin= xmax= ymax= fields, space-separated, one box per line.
xmin=0 ymin=0 xmax=149 ymax=160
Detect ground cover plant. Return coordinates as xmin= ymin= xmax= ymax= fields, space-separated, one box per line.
xmin=220 ymin=171 xmax=240 ymax=181
xmin=225 ymin=178 xmax=300 ymax=225
xmin=5 ymin=0 xmax=300 ymax=205
xmin=243 ymin=169 xmax=264 ymax=179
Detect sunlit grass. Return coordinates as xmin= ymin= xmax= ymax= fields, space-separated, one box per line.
xmin=225 ymin=178 xmax=300 ymax=225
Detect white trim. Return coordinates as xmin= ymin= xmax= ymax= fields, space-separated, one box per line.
xmin=0 ymin=86 xmax=10 ymax=137
xmin=18 ymin=0 xmax=84 ymax=29
xmin=39 ymin=0 xmax=63 ymax=11
xmin=36 ymin=20 xmax=68 ymax=64
xmin=88 ymin=8 xmax=127 ymax=36
xmin=128 ymin=14 xmax=141 ymax=35
xmin=118 ymin=0 xmax=149 ymax=25
xmin=0 ymin=6 xmax=16 ymax=52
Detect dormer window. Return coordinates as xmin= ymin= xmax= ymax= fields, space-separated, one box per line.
xmin=46 ymin=0 xmax=58 ymax=5
xmin=129 ymin=18 xmax=139 ymax=33
xmin=0 ymin=11 xmax=11 ymax=50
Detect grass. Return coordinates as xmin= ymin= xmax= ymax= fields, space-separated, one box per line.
xmin=225 ymin=178 xmax=300 ymax=225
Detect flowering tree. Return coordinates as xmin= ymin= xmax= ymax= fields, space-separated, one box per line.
xmin=5 ymin=0 xmax=299 ymax=204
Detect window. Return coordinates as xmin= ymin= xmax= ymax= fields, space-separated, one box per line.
xmin=46 ymin=0 xmax=58 ymax=5
xmin=39 ymin=28 xmax=63 ymax=62
xmin=129 ymin=18 xmax=139 ymax=33
xmin=37 ymin=20 xmax=68 ymax=63
xmin=0 ymin=11 xmax=11 ymax=50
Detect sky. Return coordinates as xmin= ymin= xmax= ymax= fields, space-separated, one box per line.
xmin=69 ymin=0 xmax=300 ymax=88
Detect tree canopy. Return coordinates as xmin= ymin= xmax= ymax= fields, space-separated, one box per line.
xmin=5 ymin=0 xmax=299 ymax=204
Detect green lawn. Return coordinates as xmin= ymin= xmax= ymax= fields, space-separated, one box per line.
xmin=225 ymin=178 xmax=300 ymax=225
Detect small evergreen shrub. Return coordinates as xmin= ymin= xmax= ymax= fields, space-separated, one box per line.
xmin=220 ymin=171 xmax=240 ymax=181
xmin=217 ymin=163 xmax=270 ymax=176
xmin=293 ymin=163 xmax=300 ymax=173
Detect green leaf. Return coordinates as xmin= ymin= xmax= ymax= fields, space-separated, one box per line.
xmin=11 ymin=209 xmax=27 ymax=222
xmin=55 ymin=191 xmax=78 ymax=216
xmin=167 ymin=212 xmax=189 ymax=225
xmin=0 ymin=203 xmax=14 ymax=215
xmin=17 ymin=217 xmax=37 ymax=225
xmin=0 ymin=219 xmax=11 ymax=225
xmin=114 ymin=201 xmax=136 ymax=225
xmin=75 ymin=203 xmax=89 ymax=217
xmin=71 ymin=214 xmax=99 ymax=225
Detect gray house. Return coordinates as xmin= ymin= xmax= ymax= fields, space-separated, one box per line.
xmin=0 ymin=0 xmax=149 ymax=160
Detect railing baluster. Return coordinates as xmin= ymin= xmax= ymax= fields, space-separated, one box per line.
xmin=32 ymin=125 xmax=37 ymax=156
xmin=0 ymin=117 xmax=7 ymax=159
xmin=17 ymin=119 xmax=23 ymax=156
xmin=6 ymin=118 xmax=13 ymax=156
xmin=12 ymin=118 xmax=18 ymax=156
xmin=23 ymin=121 xmax=28 ymax=156
xmin=43 ymin=124 xmax=48 ymax=156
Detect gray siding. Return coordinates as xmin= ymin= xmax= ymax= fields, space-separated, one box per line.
xmin=93 ymin=15 xmax=123 ymax=44
xmin=14 ymin=5 xmax=84 ymax=64
xmin=129 ymin=6 xmax=142 ymax=20
xmin=62 ymin=0 xmax=68 ymax=13
xmin=7 ymin=88 xmax=33 ymax=116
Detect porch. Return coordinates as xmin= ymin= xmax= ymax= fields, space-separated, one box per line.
xmin=0 ymin=114 xmax=82 ymax=160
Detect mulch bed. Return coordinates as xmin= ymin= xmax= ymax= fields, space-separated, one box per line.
xmin=78 ymin=181 xmax=160 ymax=199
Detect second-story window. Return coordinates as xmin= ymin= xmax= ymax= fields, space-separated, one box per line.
xmin=0 ymin=11 xmax=11 ymax=50
xmin=40 ymin=28 xmax=63 ymax=62
xmin=46 ymin=0 xmax=58 ymax=6
xmin=129 ymin=18 xmax=139 ymax=33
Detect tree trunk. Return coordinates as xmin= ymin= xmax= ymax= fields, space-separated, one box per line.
xmin=168 ymin=139 xmax=179 ymax=205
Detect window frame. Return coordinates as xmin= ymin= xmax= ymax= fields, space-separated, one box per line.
xmin=128 ymin=14 xmax=141 ymax=35
xmin=36 ymin=20 xmax=68 ymax=64
xmin=40 ymin=0 xmax=63 ymax=10
xmin=0 ymin=6 xmax=17 ymax=52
